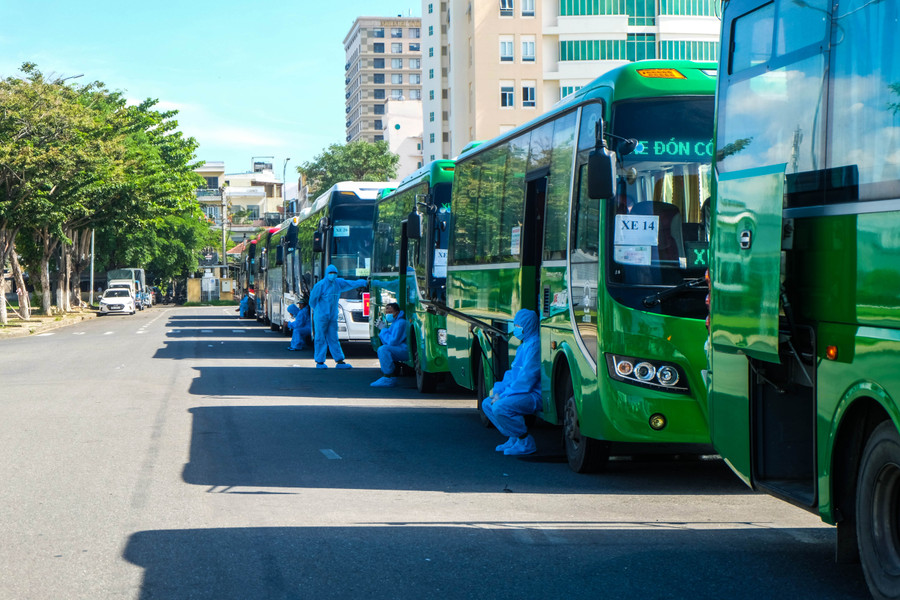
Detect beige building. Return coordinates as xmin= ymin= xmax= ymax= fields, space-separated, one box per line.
xmin=344 ymin=16 xmax=424 ymax=146
xmin=422 ymin=0 xmax=720 ymax=160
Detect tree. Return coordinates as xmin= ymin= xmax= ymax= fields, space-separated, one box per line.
xmin=298 ymin=140 xmax=399 ymax=198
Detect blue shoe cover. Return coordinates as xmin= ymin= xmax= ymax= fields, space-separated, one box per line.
xmin=495 ymin=437 xmax=517 ymax=452
xmin=316 ymin=363 xmax=327 ymax=369
xmin=504 ymin=435 xmax=537 ymax=456
xmin=335 ymin=362 xmax=352 ymax=369
xmin=370 ymin=376 xmax=395 ymax=387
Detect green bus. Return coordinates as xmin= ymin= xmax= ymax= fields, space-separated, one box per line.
xmin=709 ymin=0 xmax=900 ymax=596
xmin=370 ymin=160 xmax=455 ymax=393
xmin=444 ymin=60 xmax=717 ymax=472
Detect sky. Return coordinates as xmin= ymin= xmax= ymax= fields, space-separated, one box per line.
xmin=1 ymin=1 xmax=421 ymax=181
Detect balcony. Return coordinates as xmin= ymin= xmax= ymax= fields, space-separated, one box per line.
xmin=195 ymin=189 xmax=222 ymax=203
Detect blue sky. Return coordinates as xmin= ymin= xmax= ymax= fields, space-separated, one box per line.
xmin=1 ymin=1 xmax=421 ymax=178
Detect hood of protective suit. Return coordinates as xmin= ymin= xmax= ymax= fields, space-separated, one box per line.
xmin=514 ymin=308 xmax=539 ymax=340
xmin=287 ymin=304 xmax=300 ymax=317
xmin=325 ymin=264 xmax=339 ymax=276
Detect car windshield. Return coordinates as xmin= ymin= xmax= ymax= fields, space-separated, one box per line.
xmin=104 ymin=289 xmax=130 ymax=298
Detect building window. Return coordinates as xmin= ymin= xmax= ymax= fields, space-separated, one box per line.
xmin=410 ymin=58 xmax=421 ymax=69
xmin=500 ymin=37 xmax=514 ymax=62
xmin=374 ymin=43 xmax=384 ymax=53
xmin=500 ymin=84 xmax=514 ymax=107
xmin=374 ymin=58 xmax=385 ymax=68
xmin=627 ymin=0 xmax=656 ymax=25
xmin=500 ymin=0 xmax=514 ymax=17
xmin=374 ymin=89 xmax=386 ymax=99
xmin=392 ymin=42 xmax=403 ymax=53
xmin=204 ymin=176 xmax=219 ymax=189
xmin=430 ymin=154 xmax=435 ymax=161
xmin=522 ymin=37 xmax=536 ymax=62
xmin=410 ymin=27 xmax=421 ymax=38
xmin=428 ymin=3 xmax=433 ymax=13
xmin=429 ymin=68 xmax=434 ymax=79
xmin=418 ymin=161 xmax=423 ymax=168
xmin=391 ymin=89 xmax=404 ymax=99
xmin=429 ymin=25 xmax=434 ymax=35
xmin=391 ymin=27 xmax=403 ymax=38
xmin=659 ymin=0 xmax=717 ymax=16
xmin=429 ymin=112 xmax=435 ymax=122
xmin=410 ymin=73 xmax=421 ymax=84
xmin=410 ymin=43 xmax=420 ymax=52
xmin=430 ymin=133 xmax=436 ymax=143
xmin=372 ymin=27 xmax=385 ymax=38
xmin=375 ymin=135 xmax=384 ymax=141
xmin=522 ymin=0 xmax=535 ymax=16
xmin=429 ymin=47 xmax=434 ymax=57
xmin=374 ymin=73 xmax=385 ymax=84
xmin=522 ymin=83 xmax=536 ymax=107
xmin=558 ymin=37 xmax=657 ymax=61
xmin=559 ymin=85 xmax=583 ymax=99
xmin=374 ymin=104 xmax=386 ymax=115
xmin=391 ymin=58 xmax=403 ymax=69
xmin=658 ymin=40 xmax=719 ymax=61
xmin=410 ymin=89 xmax=421 ymax=99
xmin=374 ymin=119 xmax=383 ymax=130
xmin=429 ymin=90 xmax=435 ymax=100
xmin=391 ymin=73 xmax=403 ymax=84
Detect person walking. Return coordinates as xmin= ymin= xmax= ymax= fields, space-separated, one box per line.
xmin=482 ymin=308 xmax=542 ymax=456
xmin=371 ymin=302 xmax=408 ymax=387
xmin=308 ymin=264 xmax=367 ymax=369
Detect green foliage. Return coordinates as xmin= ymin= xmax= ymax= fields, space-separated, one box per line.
xmin=298 ymin=140 xmax=399 ymax=198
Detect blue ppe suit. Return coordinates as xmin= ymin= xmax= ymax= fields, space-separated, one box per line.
xmin=377 ymin=311 xmax=409 ymax=375
xmin=239 ymin=295 xmax=249 ymax=318
xmin=481 ymin=309 xmax=542 ymax=438
xmin=287 ymin=304 xmax=312 ymax=350
xmin=308 ymin=265 xmax=367 ymax=364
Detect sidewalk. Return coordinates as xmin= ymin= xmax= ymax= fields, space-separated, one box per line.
xmin=0 ymin=308 xmax=99 ymax=340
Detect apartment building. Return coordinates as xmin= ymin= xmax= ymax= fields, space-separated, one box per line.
xmin=344 ymin=16 xmax=424 ymax=152
xmin=423 ymin=0 xmax=720 ymax=159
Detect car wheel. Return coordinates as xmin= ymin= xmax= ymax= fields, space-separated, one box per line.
xmin=415 ymin=344 xmax=439 ymax=394
xmin=856 ymin=420 xmax=900 ymax=600
xmin=563 ymin=384 xmax=609 ymax=473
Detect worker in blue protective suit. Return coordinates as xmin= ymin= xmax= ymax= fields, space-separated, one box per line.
xmin=308 ymin=264 xmax=367 ymax=368
xmin=238 ymin=293 xmax=249 ymax=318
xmin=286 ymin=300 xmax=312 ymax=351
xmin=371 ymin=302 xmax=409 ymax=387
xmin=482 ymin=308 xmax=542 ymax=456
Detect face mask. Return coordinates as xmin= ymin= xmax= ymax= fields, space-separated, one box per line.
xmin=327 ymin=272 xmax=337 ymax=281
xmin=384 ymin=312 xmax=394 ymax=324
xmin=513 ymin=325 xmax=524 ymax=339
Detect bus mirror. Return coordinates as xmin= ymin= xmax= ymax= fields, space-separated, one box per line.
xmin=406 ymin=211 xmax=422 ymax=240
xmin=275 ymin=245 xmax=284 ymax=266
xmin=588 ymin=148 xmax=616 ymax=200
xmin=313 ymin=230 xmax=325 ymax=253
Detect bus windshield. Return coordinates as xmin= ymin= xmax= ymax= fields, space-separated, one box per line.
xmin=331 ymin=203 xmax=375 ymax=280
xmin=606 ymin=97 xmax=713 ymax=313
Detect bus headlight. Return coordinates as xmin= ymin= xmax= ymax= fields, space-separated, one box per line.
xmin=605 ymin=354 xmax=689 ymax=394
xmin=437 ymin=329 xmax=447 ymax=346
xmin=337 ymin=310 xmax=345 ymax=322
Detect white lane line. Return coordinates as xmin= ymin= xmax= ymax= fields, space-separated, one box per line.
xmin=207 ymin=344 xmax=214 ymax=347
xmin=232 ymin=329 xmax=245 ymax=333
xmin=136 ymin=331 xmax=145 ymax=334
xmin=72 ymin=332 xmax=85 ymax=335
xmin=320 ymin=449 xmax=342 ymax=460
xmin=104 ymin=331 xmax=114 ymax=335
xmin=35 ymin=333 xmax=54 ymax=337
xmin=201 ymin=329 xmax=214 ymax=333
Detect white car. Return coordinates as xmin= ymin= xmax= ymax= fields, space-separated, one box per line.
xmin=99 ymin=288 xmax=136 ymax=315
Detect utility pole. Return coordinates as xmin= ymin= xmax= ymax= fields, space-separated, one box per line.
xmin=220 ymin=187 xmax=227 ymax=280
xmin=282 ymin=157 xmax=291 ymax=217
xmin=88 ymin=229 xmax=95 ymax=306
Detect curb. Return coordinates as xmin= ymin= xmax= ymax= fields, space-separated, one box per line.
xmin=0 ymin=311 xmax=100 ymax=340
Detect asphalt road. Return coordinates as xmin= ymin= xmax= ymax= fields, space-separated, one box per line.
xmin=0 ymin=306 xmax=871 ymax=599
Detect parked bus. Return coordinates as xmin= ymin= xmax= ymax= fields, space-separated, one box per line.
xmin=237 ymin=239 xmax=258 ymax=317
xmin=442 ymin=60 xmax=716 ymax=472
xmin=297 ymin=181 xmax=395 ymax=341
xmin=370 ymin=160 xmax=455 ymax=392
xmin=708 ymin=0 xmax=900 ymax=596
xmin=264 ymin=217 xmax=302 ymax=334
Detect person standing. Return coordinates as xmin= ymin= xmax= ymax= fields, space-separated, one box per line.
xmin=482 ymin=309 xmax=542 ymax=456
xmin=371 ymin=302 xmax=408 ymax=387
xmin=308 ymin=264 xmax=367 ymax=369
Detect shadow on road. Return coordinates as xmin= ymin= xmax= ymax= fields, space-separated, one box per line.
xmin=122 ymin=524 xmax=868 ymax=600
xmin=181 ymin=404 xmax=751 ymax=496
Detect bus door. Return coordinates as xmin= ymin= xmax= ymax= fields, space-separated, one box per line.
xmin=712 ymin=164 xmax=816 ymax=506
xmin=521 ymin=171 xmax=548 ymax=314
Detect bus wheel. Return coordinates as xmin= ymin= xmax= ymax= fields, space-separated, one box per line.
xmin=476 ymin=358 xmax=492 ymax=428
xmin=415 ymin=346 xmax=438 ymax=394
xmin=856 ymin=420 xmax=900 ymax=600
xmin=563 ymin=392 xmax=609 ymax=473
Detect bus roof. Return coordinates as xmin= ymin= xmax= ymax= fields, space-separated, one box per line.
xmin=456 ymin=59 xmax=717 ymax=163
xmin=303 ymin=181 xmax=396 ymax=222
xmin=387 ymin=159 xmax=456 ymax=197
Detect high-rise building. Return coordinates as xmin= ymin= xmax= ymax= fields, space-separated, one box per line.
xmin=344 ymin=16 xmax=424 ymax=150
xmin=423 ymin=0 xmax=720 ymax=159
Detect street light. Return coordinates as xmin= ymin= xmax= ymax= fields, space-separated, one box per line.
xmin=282 ymin=157 xmax=291 ymax=216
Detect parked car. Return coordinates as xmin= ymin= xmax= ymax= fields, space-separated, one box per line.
xmin=138 ymin=290 xmax=152 ymax=310
xmin=98 ymin=288 xmax=135 ymax=315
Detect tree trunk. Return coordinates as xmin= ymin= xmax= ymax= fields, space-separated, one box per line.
xmin=0 ymin=226 xmax=13 ymax=325
xmin=37 ymin=227 xmax=57 ymax=316
xmin=10 ymin=248 xmax=31 ymax=320
xmin=70 ymin=229 xmax=91 ymax=308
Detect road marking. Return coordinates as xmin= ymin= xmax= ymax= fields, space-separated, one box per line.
xmin=72 ymin=332 xmax=85 ymax=335
xmin=104 ymin=331 xmax=114 ymax=335
xmin=208 ymin=344 xmax=214 ymax=347
xmin=136 ymin=331 xmax=145 ymax=334
xmin=35 ymin=333 xmax=54 ymax=337
xmin=201 ymin=329 xmax=214 ymax=333
xmin=232 ymin=329 xmax=245 ymax=333
xmin=320 ymin=449 xmax=342 ymax=460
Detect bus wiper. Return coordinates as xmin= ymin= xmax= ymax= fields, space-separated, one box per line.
xmin=642 ymin=277 xmax=707 ymax=308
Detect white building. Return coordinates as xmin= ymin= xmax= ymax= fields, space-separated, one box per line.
xmin=384 ymin=98 xmax=424 ymax=179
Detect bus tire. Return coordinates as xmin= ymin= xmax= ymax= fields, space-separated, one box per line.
xmin=414 ymin=345 xmax=438 ymax=394
xmin=476 ymin=358 xmax=493 ymax=428
xmin=563 ymin=391 xmax=609 ymax=473
xmin=856 ymin=420 xmax=900 ymax=600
